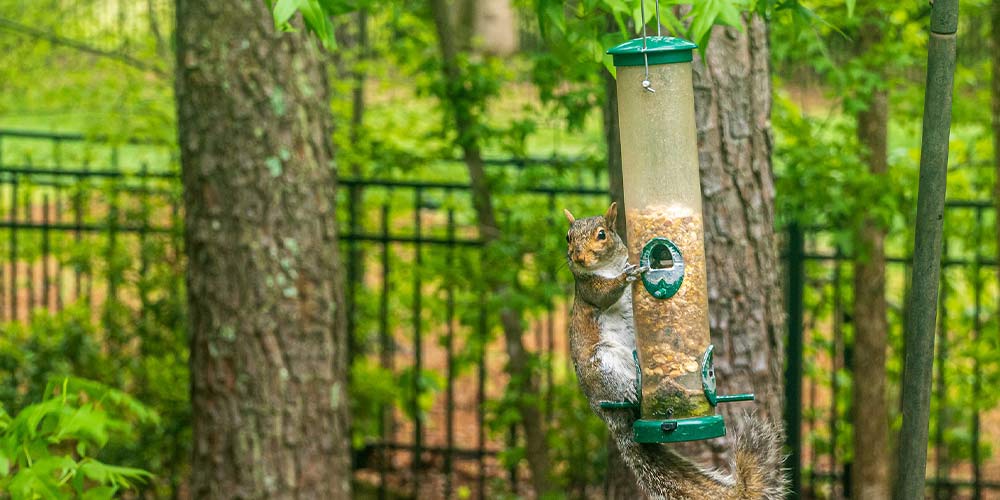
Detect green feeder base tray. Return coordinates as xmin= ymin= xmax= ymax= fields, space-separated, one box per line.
xmin=633 ymin=414 xmax=726 ymax=443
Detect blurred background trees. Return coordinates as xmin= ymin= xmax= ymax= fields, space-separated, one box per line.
xmin=0 ymin=0 xmax=998 ymax=498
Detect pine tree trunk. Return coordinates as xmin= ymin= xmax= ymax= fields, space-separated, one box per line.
xmin=851 ymin=26 xmax=891 ymax=500
xmin=604 ymin=61 xmax=627 ymax=238
xmin=680 ymin=13 xmax=785 ymax=466
xmin=176 ymin=1 xmax=351 ymax=497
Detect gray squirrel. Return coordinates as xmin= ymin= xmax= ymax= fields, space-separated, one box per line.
xmin=564 ymin=202 xmax=787 ymax=499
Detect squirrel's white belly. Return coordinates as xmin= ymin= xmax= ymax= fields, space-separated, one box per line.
xmin=596 ymin=289 xmax=639 ymax=400
xmin=599 ymin=289 xmax=635 ymax=349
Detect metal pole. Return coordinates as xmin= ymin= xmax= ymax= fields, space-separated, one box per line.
xmin=412 ymin=188 xmax=423 ymax=497
xmin=894 ymin=0 xmax=958 ymax=497
xmin=378 ymin=204 xmax=392 ymax=500
xmin=933 ymin=240 xmax=950 ymax=500
xmin=971 ymin=207 xmax=983 ymax=500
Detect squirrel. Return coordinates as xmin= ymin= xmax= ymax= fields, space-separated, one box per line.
xmin=564 ymin=202 xmax=787 ymax=500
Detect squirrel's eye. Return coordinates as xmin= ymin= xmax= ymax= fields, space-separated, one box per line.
xmin=597 ymin=230 xmax=606 ymax=240
xmin=566 ymin=234 xmax=570 ymax=243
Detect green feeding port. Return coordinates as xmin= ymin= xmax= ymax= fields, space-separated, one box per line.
xmin=606 ymin=36 xmax=697 ymax=67
xmin=630 ymin=345 xmax=756 ymax=443
xmin=650 ymin=244 xmax=674 ymax=268
xmin=639 ymin=237 xmax=685 ymax=300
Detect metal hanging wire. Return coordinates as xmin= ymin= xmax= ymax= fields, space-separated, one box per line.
xmin=639 ymin=0 xmax=663 ymax=92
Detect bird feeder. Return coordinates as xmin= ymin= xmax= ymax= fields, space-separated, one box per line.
xmin=603 ymin=23 xmax=754 ymax=444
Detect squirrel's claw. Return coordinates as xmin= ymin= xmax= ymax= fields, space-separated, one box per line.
xmin=623 ymin=264 xmax=649 ymax=283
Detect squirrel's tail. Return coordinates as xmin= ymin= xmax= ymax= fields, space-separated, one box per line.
xmin=728 ymin=413 xmax=788 ymax=499
xmin=606 ymin=412 xmax=787 ymax=500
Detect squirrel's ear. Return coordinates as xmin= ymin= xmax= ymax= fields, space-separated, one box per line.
xmin=563 ymin=209 xmax=576 ymax=223
xmin=604 ymin=202 xmax=618 ymax=226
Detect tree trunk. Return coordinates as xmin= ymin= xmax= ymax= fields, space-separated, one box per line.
xmin=429 ymin=0 xmax=552 ymax=495
xmin=680 ymin=14 xmax=785 ymax=466
xmin=851 ymin=27 xmax=891 ymax=500
xmin=474 ymin=0 xmax=518 ymax=55
xmin=343 ymin=9 xmax=368 ymax=387
xmin=176 ymin=1 xmax=350 ymax=498
xmin=603 ymin=66 xmax=627 ymax=238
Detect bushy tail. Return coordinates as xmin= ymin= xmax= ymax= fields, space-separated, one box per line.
xmin=729 ymin=413 xmax=788 ymax=499
xmin=604 ymin=412 xmax=787 ymax=500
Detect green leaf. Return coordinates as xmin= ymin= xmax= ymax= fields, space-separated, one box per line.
xmin=79 ymin=460 xmax=152 ymax=489
xmin=272 ymin=0 xmax=302 ymax=28
xmin=602 ymin=56 xmax=616 ymax=77
xmin=544 ymin=2 xmax=566 ymax=35
xmin=8 ymin=464 xmax=70 ymax=500
xmin=51 ymin=404 xmax=110 ymax=448
xmin=299 ymin=0 xmax=337 ymax=50
xmin=845 ymin=0 xmax=855 ymax=18
xmin=318 ymin=0 xmax=372 ymax=15
xmin=715 ymin=0 xmax=744 ymax=27
xmin=82 ymin=486 xmax=117 ymax=500
xmin=790 ymin=2 xmax=848 ymax=40
xmin=59 ymin=378 xmax=160 ymax=426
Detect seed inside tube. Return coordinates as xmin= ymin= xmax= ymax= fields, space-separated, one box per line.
xmin=628 ymin=205 xmax=712 ymax=419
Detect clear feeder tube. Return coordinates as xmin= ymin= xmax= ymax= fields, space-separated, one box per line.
xmin=612 ymin=39 xmax=712 ymax=421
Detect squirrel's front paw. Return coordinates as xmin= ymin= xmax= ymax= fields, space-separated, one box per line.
xmin=623 ymin=264 xmax=649 ymax=283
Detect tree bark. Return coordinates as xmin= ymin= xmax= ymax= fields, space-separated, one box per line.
xmin=429 ymin=0 xmax=552 ymax=495
xmin=681 ymin=14 xmax=785 ymax=466
xmin=851 ymin=26 xmax=891 ymax=500
xmin=604 ymin=67 xmax=627 ymax=239
xmin=176 ymin=1 xmax=350 ymax=498
xmin=474 ymin=0 xmax=518 ymax=55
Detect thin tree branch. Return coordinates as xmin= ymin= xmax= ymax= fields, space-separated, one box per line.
xmin=146 ymin=0 xmax=169 ymax=61
xmin=0 ymin=17 xmax=166 ymax=76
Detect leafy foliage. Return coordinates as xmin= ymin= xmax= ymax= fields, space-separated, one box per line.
xmin=0 ymin=377 xmax=156 ymax=499
xmin=0 ymin=133 xmax=188 ymax=495
xmin=0 ymin=0 xmax=174 ymax=137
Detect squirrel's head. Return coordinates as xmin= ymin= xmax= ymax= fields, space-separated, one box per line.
xmin=563 ymin=202 xmax=626 ymax=272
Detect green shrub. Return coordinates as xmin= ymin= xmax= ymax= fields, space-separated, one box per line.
xmin=0 ymin=377 xmax=157 ymax=499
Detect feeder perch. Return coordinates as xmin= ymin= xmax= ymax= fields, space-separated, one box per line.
xmin=601 ymin=31 xmax=754 ymax=444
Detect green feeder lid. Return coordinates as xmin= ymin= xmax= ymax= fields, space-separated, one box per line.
xmin=606 ymin=36 xmax=697 ymax=67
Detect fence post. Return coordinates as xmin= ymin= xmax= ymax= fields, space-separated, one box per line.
xmin=346 ymin=181 xmax=361 ymax=379
xmin=378 ymin=203 xmax=392 ymax=500
xmin=444 ymin=208 xmax=456 ymax=500
xmin=784 ymin=222 xmax=804 ymax=498
xmin=42 ymin=193 xmax=50 ymax=310
xmin=971 ymin=207 xmax=983 ymax=500
xmin=411 ymin=188 xmax=423 ymax=497
xmin=9 ymin=176 xmax=18 ymax=321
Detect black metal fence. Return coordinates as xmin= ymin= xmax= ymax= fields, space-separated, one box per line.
xmin=786 ymin=201 xmax=1000 ymax=499
xmin=2 ymin=129 xmax=999 ymax=499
